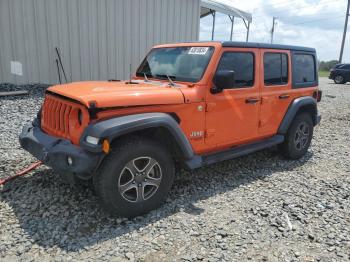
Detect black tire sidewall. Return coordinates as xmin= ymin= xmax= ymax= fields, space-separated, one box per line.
xmin=285 ymin=113 xmax=314 ymax=159
xmin=95 ymin=139 xmax=174 ymax=217
xmin=334 ymin=75 xmax=344 ymax=84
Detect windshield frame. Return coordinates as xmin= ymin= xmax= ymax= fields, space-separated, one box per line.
xmin=136 ymin=46 xmax=215 ymax=84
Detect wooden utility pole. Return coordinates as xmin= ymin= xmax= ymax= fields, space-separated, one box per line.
xmin=339 ymin=0 xmax=350 ymax=63
xmin=271 ymin=17 xmax=277 ymax=44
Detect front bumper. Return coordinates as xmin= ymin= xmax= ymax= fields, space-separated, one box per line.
xmin=19 ymin=121 xmax=103 ymax=176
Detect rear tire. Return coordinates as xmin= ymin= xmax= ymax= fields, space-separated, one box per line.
xmin=334 ymin=75 xmax=345 ymax=84
xmin=279 ymin=113 xmax=314 ymax=159
xmin=93 ymin=137 xmax=175 ymax=218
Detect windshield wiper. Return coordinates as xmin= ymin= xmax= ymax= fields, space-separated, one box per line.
xmin=155 ymin=74 xmax=176 ymax=86
xmin=143 ymin=73 xmax=149 ymax=82
xmin=166 ymin=75 xmax=175 ymax=86
xmin=136 ymin=71 xmax=153 ymax=81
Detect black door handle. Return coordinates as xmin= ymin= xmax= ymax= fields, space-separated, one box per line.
xmin=279 ymin=94 xmax=290 ymax=99
xmin=245 ymin=98 xmax=260 ymax=104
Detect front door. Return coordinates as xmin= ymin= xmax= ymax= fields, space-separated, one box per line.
xmin=205 ymin=48 xmax=260 ymax=147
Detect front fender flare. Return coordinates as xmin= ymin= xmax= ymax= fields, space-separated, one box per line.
xmin=80 ymin=113 xmax=194 ymax=159
xmin=278 ymin=96 xmax=318 ymax=134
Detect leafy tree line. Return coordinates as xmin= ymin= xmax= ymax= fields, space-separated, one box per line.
xmin=318 ymin=60 xmax=339 ymax=71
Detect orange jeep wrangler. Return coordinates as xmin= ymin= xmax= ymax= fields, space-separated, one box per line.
xmin=20 ymin=42 xmax=321 ymax=217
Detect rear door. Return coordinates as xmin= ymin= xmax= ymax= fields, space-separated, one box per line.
xmin=259 ymin=49 xmax=292 ymax=135
xmin=205 ymin=48 xmax=261 ymax=147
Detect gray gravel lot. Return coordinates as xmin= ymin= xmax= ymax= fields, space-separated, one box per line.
xmin=0 ymin=78 xmax=349 ymax=261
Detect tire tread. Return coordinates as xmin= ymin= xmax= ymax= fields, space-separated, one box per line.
xmin=93 ymin=136 xmax=174 ymax=217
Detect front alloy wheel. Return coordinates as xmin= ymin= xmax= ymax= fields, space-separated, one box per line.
xmin=118 ymin=157 xmax=162 ymax=203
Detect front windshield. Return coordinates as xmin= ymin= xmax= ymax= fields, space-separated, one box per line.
xmin=136 ymin=46 xmax=214 ymax=83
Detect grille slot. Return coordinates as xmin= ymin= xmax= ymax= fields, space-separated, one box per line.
xmin=41 ymin=94 xmax=87 ymax=141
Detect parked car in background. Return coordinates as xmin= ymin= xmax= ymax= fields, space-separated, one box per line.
xmin=329 ymin=63 xmax=350 ymax=84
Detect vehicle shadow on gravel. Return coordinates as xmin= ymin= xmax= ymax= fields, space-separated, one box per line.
xmin=1 ymin=148 xmax=313 ymax=252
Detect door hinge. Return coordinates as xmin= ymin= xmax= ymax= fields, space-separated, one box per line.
xmin=205 ymin=102 xmax=216 ymax=112
xmin=261 ymin=96 xmax=268 ymax=104
xmin=205 ymin=129 xmax=216 ymax=138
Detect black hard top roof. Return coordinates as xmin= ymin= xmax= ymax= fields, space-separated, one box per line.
xmin=221 ymin=41 xmax=316 ymax=53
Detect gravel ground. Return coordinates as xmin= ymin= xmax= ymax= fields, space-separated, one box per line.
xmin=0 ymin=78 xmax=349 ymax=261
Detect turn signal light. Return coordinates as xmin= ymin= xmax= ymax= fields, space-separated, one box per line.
xmin=102 ymin=139 xmax=110 ymax=154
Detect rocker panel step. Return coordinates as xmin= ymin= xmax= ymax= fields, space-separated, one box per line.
xmin=203 ymin=135 xmax=284 ymax=166
xmin=185 ymin=135 xmax=284 ymax=169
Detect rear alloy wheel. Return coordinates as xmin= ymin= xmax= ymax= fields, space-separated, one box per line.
xmin=94 ymin=137 xmax=175 ymax=218
xmin=293 ymin=122 xmax=310 ymax=151
xmin=279 ymin=113 xmax=314 ymax=159
xmin=334 ymin=75 xmax=345 ymax=84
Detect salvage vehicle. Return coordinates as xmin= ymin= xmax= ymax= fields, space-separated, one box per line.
xmin=329 ymin=63 xmax=350 ymax=84
xmin=20 ymin=41 xmax=322 ymax=217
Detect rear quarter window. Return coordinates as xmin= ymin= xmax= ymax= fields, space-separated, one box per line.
xmin=292 ymin=52 xmax=318 ymax=88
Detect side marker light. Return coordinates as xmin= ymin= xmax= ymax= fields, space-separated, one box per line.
xmin=102 ymin=139 xmax=110 ymax=154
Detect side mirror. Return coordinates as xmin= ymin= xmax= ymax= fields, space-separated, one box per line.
xmin=211 ymin=70 xmax=235 ymax=94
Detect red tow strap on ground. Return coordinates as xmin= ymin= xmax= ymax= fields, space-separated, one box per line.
xmin=0 ymin=161 xmax=43 ymax=186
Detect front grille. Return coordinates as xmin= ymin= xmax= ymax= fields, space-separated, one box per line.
xmin=41 ymin=94 xmax=88 ymax=142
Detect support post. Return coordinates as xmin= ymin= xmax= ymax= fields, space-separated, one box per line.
xmin=211 ymin=10 xmax=216 ymax=40
xmin=229 ymin=15 xmax=235 ymax=41
xmin=246 ymin=21 xmax=250 ymax=42
xmin=339 ymin=0 xmax=350 ymax=63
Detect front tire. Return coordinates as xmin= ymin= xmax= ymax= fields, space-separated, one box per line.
xmin=279 ymin=113 xmax=314 ymax=159
xmin=93 ymin=137 xmax=175 ymax=218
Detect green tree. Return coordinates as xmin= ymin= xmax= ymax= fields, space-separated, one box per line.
xmin=319 ymin=60 xmax=339 ymax=71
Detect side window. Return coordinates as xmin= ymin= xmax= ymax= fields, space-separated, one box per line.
xmin=264 ymin=53 xmax=288 ymax=85
xmin=294 ymin=54 xmax=316 ymax=84
xmin=216 ymin=52 xmax=254 ymax=88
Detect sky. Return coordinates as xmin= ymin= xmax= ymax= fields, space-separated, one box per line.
xmin=200 ymin=0 xmax=350 ymax=62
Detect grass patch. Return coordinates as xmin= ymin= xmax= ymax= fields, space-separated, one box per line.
xmin=318 ymin=71 xmax=329 ymax=77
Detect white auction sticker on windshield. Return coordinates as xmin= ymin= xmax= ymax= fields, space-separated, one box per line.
xmin=188 ymin=47 xmax=209 ymax=55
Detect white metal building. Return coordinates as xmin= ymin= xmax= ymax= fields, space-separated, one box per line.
xmin=0 ymin=0 xmax=252 ymax=85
